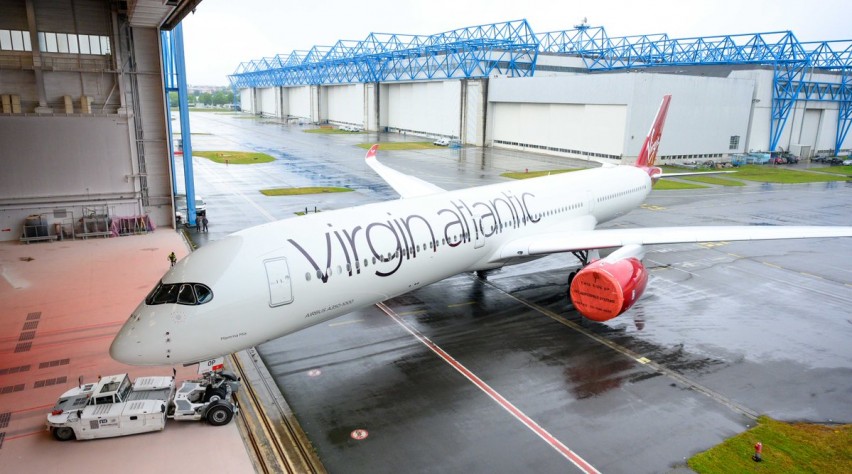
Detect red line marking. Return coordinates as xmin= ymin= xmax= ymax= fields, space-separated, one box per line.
xmin=12 ymin=404 xmax=54 ymax=414
xmin=378 ymin=303 xmax=600 ymax=474
xmin=4 ymin=430 xmax=45 ymax=441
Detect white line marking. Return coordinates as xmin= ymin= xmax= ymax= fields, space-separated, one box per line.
xmin=377 ymin=302 xmax=600 ymax=474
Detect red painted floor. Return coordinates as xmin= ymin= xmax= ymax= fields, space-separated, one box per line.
xmin=0 ymin=231 xmax=253 ymax=473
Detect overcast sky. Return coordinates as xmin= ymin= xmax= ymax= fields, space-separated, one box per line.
xmin=181 ymin=0 xmax=852 ymax=86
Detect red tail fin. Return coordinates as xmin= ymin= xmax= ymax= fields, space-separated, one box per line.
xmin=635 ymin=95 xmax=671 ymax=167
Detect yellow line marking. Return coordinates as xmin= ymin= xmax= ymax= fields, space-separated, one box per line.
xmin=328 ymin=319 xmax=363 ymax=327
xmin=397 ymin=310 xmax=428 ymax=316
xmin=636 ymin=357 xmax=651 ymax=364
xmin=727 ymin=253 xmax=742 ymax=258
xmin=762 ymin=261 xmax=782 ymax=269
xmin=799 ymin=272 xmax=823 ymax=279
xmin=699 ymin=242 xmax=728 ymax=248
xmin=448 ymin=301 xmax=476 ymax=308
xmin=641 ymin=204 xmax=666 ymax=211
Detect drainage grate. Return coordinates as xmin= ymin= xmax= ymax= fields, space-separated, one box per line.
xmin=38 ymin=359 xmax=70 ymax=369
xmin=14 ymin=342 xmax=32 ymax=353
xmin=33 ymin=376 xmax=67 ymax=389
xmin=0 ymin=384 xmax=25 ymax=395
xmin=18 ymin=331 xmax=36 ymax=342
xmin=22 ymin=321 xmax=39 ymax=331
xmin=0 ymin=412 xmax=9 ymax=429
xmin=0 ymin=365 xmax=30 ymax=376
xmin=25 ymin=312 xmax=41 ymax=321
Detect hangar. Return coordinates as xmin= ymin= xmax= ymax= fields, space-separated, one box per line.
xmin=1 ymin=5 xmax=850 ymax=244
xmin=0 ymin=0 xmax=198 ymax=243
xmin=230 ymin=20 xmax=852 ymax=165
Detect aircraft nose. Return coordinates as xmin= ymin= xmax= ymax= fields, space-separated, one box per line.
xmin=109 ymin=312 xmax=141 ymax=364
xmin=110 ymin=310 xmax=162 ymax=366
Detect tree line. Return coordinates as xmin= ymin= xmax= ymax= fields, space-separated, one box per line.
xmin=168 ymin=88 xmax=234 ymax=107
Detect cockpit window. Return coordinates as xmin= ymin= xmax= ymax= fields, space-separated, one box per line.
xmin=145 ymin=281 xmax=213 ymax=306
xmin=195 ymin=284 xmax=212 ymax=304
xmin=177 ymin=284 xmax=196 ymax=304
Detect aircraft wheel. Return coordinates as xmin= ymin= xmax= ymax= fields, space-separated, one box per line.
xmin=52 ymin=427 xmax=75 ymax=441
xmin=206 ymin=404 xmax=233 ymax=426
xmin=566 ymin=271 xmax=577 ymax=301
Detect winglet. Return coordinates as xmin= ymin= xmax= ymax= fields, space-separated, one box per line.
xmin=635 ymin=95 xmax=671 ymax=168
xmin=366 ymin=144 xmax=379 ymax=160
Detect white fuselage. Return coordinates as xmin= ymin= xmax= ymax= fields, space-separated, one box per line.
xmin=110 ymin=166 xmax=651 ymax=365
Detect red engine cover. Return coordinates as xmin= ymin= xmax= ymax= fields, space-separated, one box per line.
xmin=569 ymin=257 xmax=648 ymax=322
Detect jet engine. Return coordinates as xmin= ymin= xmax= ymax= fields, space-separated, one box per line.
xmin=569 ymin=245 xmax=648 ymax=322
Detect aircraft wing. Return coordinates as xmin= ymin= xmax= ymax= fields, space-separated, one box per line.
xmin=365 ymin=144 xmax=446 ymax=198
xmin=495 ymin=226 xmax=852 ymax=260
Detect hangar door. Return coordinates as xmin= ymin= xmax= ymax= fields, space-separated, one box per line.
xmin=798 ymin=109 xmax=821 ymax=154
xmin=491 ymin=103 xmax=627 ymax=158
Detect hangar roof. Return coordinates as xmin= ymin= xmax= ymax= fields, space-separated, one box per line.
xmin=126 ymin=0 xmax=202 ymax=29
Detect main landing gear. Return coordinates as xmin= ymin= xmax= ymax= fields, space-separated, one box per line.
xmin=566 ymin=250 xmax=592 ymax=301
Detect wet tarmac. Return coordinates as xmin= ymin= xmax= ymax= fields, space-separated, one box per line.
xmin=183 ymin=112 xmax=852 ymax=473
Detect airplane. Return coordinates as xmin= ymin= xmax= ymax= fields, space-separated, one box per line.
xmin=110 ymin=95 xmax=852 ymax=365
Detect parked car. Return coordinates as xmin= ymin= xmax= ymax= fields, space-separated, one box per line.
xmin=841 ymin=158 xmax=852 ymax=166
xmin=828 ymin=157 xmax=845 ymax=165
xmin=175 ymin=195 xmax=206 ymax=222
xmin=433 ymin=138 xmax=450 ymax=146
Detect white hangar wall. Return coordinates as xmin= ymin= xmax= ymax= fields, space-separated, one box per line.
xmin=326 ymin=83 xmax=365 ymax=126
xmin=383 ymin=81 xmax=461 ymax=138
xmin=240 ymin=88 xmax=255 ymax=114
xmin=488 ymin=73 xmax=756 ymax=162
xmin=258 ymin=87 xmax=279 ymax=116
xmin=235 ymin=68 xmax=850 ymax=158
xmin=287 ymin=86 xmax=312 ymax=120
xmin=0 ymin=15 xmax=171 ymax=241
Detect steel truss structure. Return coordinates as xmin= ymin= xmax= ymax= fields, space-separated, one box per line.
xmin=229 ymin=21 xmax=851 ymax=153
xmin=539 ymin=25 xmax=852 ymax=153
xmin=229 ymin=20 xmax=538 ymax=88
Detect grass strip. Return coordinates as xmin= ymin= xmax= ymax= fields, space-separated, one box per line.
xmin=260 ymin=187 xmax=353 ymax=196
xmin=304 ymin=127 xmax=364 ymax=134
xmin=804 ymin=165 xmax=852 ymax=176
xmin=653 ymin=179 xmax=708 ymax=189
xmin=662 ymin=165 xmax=847 ymax=183
xmin=194 ymin=151 xmax=275 ymax=164
xmin=688 ymin=416 xmax=851 ymax=474
xmin=681 ymin=175 xmax=746 ymax=186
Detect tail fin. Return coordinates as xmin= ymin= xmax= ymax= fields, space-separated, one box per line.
xmin=635 ymin=95 xmax=672 ymax=167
